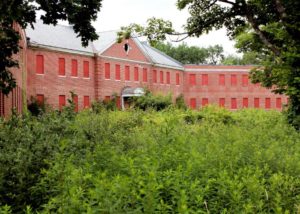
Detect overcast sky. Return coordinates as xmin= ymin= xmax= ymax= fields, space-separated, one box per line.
xmin=93 ymin=0 xmax=238 ymax=55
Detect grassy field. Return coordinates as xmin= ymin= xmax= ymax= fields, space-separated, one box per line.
xmin=1 ymin=107 xmax=300 ymax=213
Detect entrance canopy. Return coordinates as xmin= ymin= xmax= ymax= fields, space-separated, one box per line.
xmin=121 ymin=87 xmax=145 ymax=109
xmin=121 ymin=87 xmax=145 ymax=97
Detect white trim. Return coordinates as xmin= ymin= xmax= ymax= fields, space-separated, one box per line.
xmin=185 ymin=68 xmax=250 ymax=72
xmin=99 ymin=55 xmax=152 ymax=65
xmin=29 ymin=43 xmax=94 ymax=56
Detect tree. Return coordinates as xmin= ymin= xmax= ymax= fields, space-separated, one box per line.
xmin=0 ymin=0 xmax=103 ymax=95
xmin=154 ymin=42 xmax=224 ymax=64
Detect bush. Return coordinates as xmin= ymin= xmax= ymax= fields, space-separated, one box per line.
xmin=1 ymin=108 xmax=300 ymax=213
xmin=131 ymin=91 xmax=172 ymax=111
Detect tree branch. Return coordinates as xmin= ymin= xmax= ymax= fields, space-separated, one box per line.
xmin=274 ymin=0 xmax=287 ymax=20
xmin=218 ymin=0 xmax=235 ymax=6
xmin=246 ymin=13 xmax=281 ymax=56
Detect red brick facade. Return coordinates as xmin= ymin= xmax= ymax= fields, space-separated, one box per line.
xmin=1 ymin=26 xmax=287 ymax=117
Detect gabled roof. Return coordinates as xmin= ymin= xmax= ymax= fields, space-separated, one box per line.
xmin=25 ymin=20 xmax=94 ymax=55
xmin=25 ymin=21 xmax=184 ymax=69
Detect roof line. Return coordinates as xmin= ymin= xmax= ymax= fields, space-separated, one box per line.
xmin=142 ymin=42 xmax=184 ymax=67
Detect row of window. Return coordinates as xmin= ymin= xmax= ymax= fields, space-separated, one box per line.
xmin=104 ymin=63 xmax=181 ymax=85
xmin=36 ymin=94 xmax=90 ymax=112
xmin=188 ymin=73 xmax=250 ymax=86
xmin=36 ymin=55 xmax=90 ymax=78
xmin=190 ymin=97 xmax=284 ymax=109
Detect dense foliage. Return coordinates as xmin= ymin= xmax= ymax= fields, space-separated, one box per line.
xmin=0 ymin=0 xmax=102 ymax=94
xmin=1 ymin=106 xmax=300 ymax=213
xmin=154 ymin=42 xmax=224 ymax=65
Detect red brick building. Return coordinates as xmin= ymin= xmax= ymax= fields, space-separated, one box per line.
xmin=0 ymin=21 xmax=287 ymax=117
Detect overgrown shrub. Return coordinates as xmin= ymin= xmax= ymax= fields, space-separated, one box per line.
xmin=1 ymin=107 xmax=300 ymax=213
xmin=131 ymin=91 xmax=172 ymax=110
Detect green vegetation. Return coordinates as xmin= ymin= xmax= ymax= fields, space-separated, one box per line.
xmin=1 ymin=105 xmax=300 ymax=213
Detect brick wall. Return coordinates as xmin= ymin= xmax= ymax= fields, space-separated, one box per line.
xmin=0 ymin=23 xmax=25 ymax=118
xmin=26 ymin=48 xmax=95 ymax=110
xmin=184 ymin=65 xmax=287 ymax=110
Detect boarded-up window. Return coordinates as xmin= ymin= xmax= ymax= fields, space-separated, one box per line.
xmin=231 ymin=74 xmax=237 ymax=86
xmin=219 ymin=74 xmax=225 ymax=86
xmin=143 ymin=68 xmax=148 ymax=82
xmin=36 ymin=94 xmax=44 ymax=105
xmin=219 ymin=98 xmax=225 ymax=107
xmin=160 ymin=71 xmax=164 ymax=84
xmin=189 ymin=74 xmax=196 ymax=85
xmin=58 ymin=58 xmax=65 ymax=76
xmin=105 ymin=63 xmax=110 ymax=79
xmin=202 ymin=74 xmax=208 ymax=86
xmin=242 ymin=74 xmax=248 ymax=86
xmin=166 ymin=72 xmax=170 ymax=84
xmin=59 ymin=95 xmax=66 ymax=110
xmin=242 ymin=98 xmax=248 ymax=108
xmin=36 ymin=55 xmax=44 ymax=74
xmin=0 ymin=91 xmax=4 ymax=116
xmin=276 ymin=97 xmax=282 ymax=108
xmin=116 ymin=96 xmax=121 ymax=109
xmin=190 ymin=98 xmax=196 ymax=109
xmin=153 ymin=70 xmax=157 ymax=83
xmin=84 ymin=96 xmax=90 ymax=108
xmin=231 ymin=98 xmax=237 ymax=109
xmin=125 ymin=66 xmax=130 ymax=81
xmin=115 ymin=64 xmax=121 ymax=80
xmin=254 ymin=98 xmax=260 ymax=108
xmin=71 ymin=59 xmax=78 ymax=77
xmin=83 ymin=61 xmax=89 ymax=78
xmin=73 ymin=95 xmax=78 ymax=112
xmin=134 ymin=67 xmax=139 ymax=81
xmin=265 ymin=98 xmax=271 ymax=109
xmin=105 ymin=96 xmax=110 ymax=102
xmin=202 ymin=98 xmax=208 ymax=107
xmin=176 ymin=73 xmax=180 ymax=85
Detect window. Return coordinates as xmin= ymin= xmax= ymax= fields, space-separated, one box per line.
xmin=143 ymin=68 xmax=148 ymax=82
xmin=115 ymin=64 xmax=121 ymax=80
xmin=0 ymin=92 xmax=4 ymax=116
xmin=276 ymin=97 xmax=282 ymax=108
xmin=219 ymin=98 xmax=225 ymax=107
xmin=153 ymin=70 xmax=157 ymax=83
xmin=125 ymin=66 xmax=130 ymax=81
xmin=242 ymin=98 xmax=248 ymax=108
xmin=59 ymin=95 xmax=66 ymax=110
xmin=202 ymin=98 xmax=208 ymax=107
xmin=176 ymin=73 xmax=180 ymax=85
xmin=190 ymin=98 xmax=196 ymax=109
xmin=71 ymin=59 xmax=78 ymax=77
xmin=189 ymin=74 xmax=196 ymax=85
xmin=242 ymin=74 xmax=248 ymax=86
xmin=36 ymin=94 xmax=44 ymax=105
xmin=202 ymin=74 xmax=208 ymax=86
xmin=265 ymin=98 xmax=271 ymax=109
xmin=160 ymin=71 xmax=164 ymax=84
xmin=73 ymin=95 xmax=78 ymax=112
xmin=166 ymin=72 xmax=170 ymax=84
xmin=219 ymin=74 xmax=225 ymax=86
xmin=105 ymin=63 xmax=110 ymax=79
xmin=105 ymin=96 xmax=110 ymax=102
xmin=134 ymin=67 xmax=139 ymax=81
xmin=84 ymin=96 xmax=90 ymax=108
xmin=58 ymin=58 xmax=65 ymax=76
xmin=254 ymin=98 xmax=260 ymax=108
xmin=231 ymin=74 xmax=237 ymax=86
xmin=36 ymin=55 xmax=44 ymax=74
xmin=116 ymin=96 xmax=121 ymax=109
xmin=231 ymin=98 xmax=237 ymax=109
xmin=83 ymin=61 xmax=89 ymax=78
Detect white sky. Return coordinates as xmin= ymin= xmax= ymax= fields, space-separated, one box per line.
xmin=93 ymin=0 xmax=238 ymax=55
